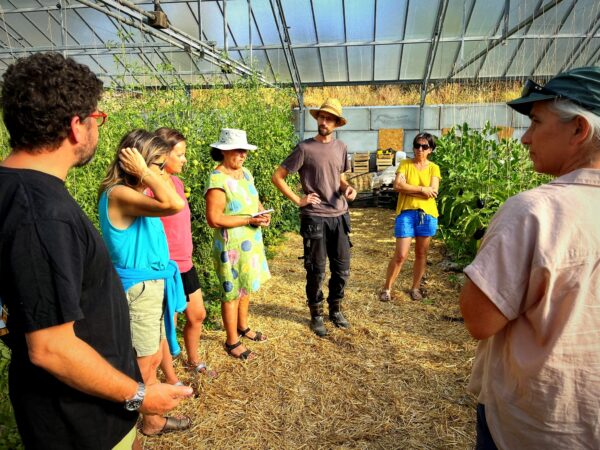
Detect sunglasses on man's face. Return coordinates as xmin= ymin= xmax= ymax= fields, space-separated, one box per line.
xmin=414 ymin=144 xmax=430 ymax=150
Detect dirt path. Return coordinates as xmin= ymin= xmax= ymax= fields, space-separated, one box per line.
xmin=144 ymin=207 xmax=477 ymax=449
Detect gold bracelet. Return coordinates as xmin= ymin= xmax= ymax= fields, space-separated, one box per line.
xmin=140 ymin=171 xmax=152 ymax=185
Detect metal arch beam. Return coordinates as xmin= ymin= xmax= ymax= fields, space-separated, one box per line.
xmin=247 ymin=4 xmax=277 ymax=81
xmin=94 ymin=5 xmax=174 ymax=88
xmin=500 ymin=0 xmax=544 ymax=78
xmin=446 ymin=0 xmax=565 ymax=80
xmin=396 ymin=0 xmax=410 ymax=80
xmin=341 ymin=0 xmax=350 ymax=82
xmin=419 ymin=0 xmax=449 ymax=131
xmin=269 ymin=0 xmax=303 ymax=107
xmin=526 ymin=0 xmax=575 ymax=78
xmin=309 ymin=0 xmax=325 ymax=83
xmin=45 ymin=0 xmax=141 ymax=87
xmin=78 ymin=0 xmax=273 ymax=86
xmin=558 ymin=8 xmax=600 ymax=73
xmin=449 ymin=0 xmax=476 ymax=79
xmin=584 ymin=40 xmax=600 ymax=66
xmin=214 ymin=0 xmax=250 ymax=67
xmin=183 ymin=1 xmax=209 ymax=85
xmin=371 ymin=0 xmax=377 ymax=83
xmin=86 ymin=73 xmax=552 ymax=85
xmin=1 ymin=34 xmax=599 ymax=56
xmin=473 ymin=1 xmax=507 ymax=80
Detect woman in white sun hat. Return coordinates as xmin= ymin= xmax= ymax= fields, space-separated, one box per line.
xmin=205 ymin=129 xmax=271 ymax=361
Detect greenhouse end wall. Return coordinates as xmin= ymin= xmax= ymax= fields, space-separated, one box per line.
xmin=292 ymin=104 xmax=530 ymax=155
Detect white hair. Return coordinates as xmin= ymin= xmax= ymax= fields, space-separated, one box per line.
xmin=548 ymin=99 xmax=600 ymax=146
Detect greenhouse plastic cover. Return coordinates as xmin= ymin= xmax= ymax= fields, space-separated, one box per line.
xmin=0 ymin=0 xmax=598 ymax=90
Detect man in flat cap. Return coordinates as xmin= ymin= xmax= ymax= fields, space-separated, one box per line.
xmin=273 ymin=98 xmax=356 ymax=337
xmin=460 ymin=67 xmax=600 ymax=449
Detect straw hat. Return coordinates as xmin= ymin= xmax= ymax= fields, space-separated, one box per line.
xmin=210 ymin=128 xmax=257 ymax=151
xmin=309 ymin=98 xmax=347 ymax=126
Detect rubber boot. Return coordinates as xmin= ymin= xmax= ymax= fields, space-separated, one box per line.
xmin=329 ymin=300 xmax=350 ymax=329
xmin=308 ymin=302 xmax=328 ymax=337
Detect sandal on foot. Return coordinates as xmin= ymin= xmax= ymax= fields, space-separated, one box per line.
xmin=409 ymin=288 xmax=423 ymax=301
xmin=141 ymin=415 xmax=192 ymax=437
xmin=379 ymin=290 xmax=391 ymax=302
xmin=224 ymin=341 xmax=254 ymax=361
xmin=237 ymin=327 xmax=267 ymax=342
xmin=187 ymin=362 xmax=218 ymax=379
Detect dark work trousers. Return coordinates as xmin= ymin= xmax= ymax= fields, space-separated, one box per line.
xmin=300 ymin=212 xmax=352 ymax=306
xmin=476 ymin=404 xmax=499 ymax=450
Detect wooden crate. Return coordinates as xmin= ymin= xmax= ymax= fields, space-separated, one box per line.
xmin=376 ymin=154 xmax=394 ymax=171
xmin=352 ymin=152 xmax=370 ymax=174
xmin=378 ymin=128 xmax=404 ymax=151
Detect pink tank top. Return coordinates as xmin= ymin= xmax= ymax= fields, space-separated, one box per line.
xmin=158 ymin=176 xmax=194 ymax=273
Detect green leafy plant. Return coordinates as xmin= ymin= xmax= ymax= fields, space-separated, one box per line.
xmin=434 ymin=122 xmax=549 ymax=264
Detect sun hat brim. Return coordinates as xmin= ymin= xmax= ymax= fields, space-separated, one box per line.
xmin=210 ymin=142 xmax=257 ymax=151
xmin=309 ymin=108 xmax=347 ymax=127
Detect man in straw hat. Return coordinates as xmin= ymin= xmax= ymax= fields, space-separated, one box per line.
xmin=460 ymin=66 xmax=600 ymax=449
xmin=273 ymin=98 xmax=356 ymax=337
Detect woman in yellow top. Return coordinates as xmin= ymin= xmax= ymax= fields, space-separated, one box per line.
xmin=380 ymin=133 xmax=441 ymax=302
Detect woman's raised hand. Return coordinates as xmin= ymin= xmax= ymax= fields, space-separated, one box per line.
xmin=118 ymin=147 xmax=148 ymax=179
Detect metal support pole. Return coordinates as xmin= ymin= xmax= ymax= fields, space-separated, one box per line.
xmin=197 ymin=0 xmax=203 ymax=40
xmin=223 ymin=0 xmax=228 ymax=56
xmin=248 ymin=0 xmax=253 ymax=66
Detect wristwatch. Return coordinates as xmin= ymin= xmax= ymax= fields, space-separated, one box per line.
xmin=124 ymin=382 xmax=145 ymax=411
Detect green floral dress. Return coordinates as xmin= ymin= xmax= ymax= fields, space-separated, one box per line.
xmin=206 ymin=168 xmax=271 ymax=302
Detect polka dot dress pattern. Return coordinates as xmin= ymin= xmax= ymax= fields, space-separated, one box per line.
xmin=207 ymin=168 xmax=271 ymax=301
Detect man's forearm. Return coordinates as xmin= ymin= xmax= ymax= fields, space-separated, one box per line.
xmin=27 ymin=322 xmax=138 ymax=403
xmin=272 ymin=172 xmax=300 ymax=206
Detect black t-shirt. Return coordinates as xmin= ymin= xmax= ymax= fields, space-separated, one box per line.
xmin=0 ymin=167 xmax=140 ymax=449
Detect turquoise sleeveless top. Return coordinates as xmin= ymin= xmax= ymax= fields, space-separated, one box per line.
xmin=98 ymin=190 xmax=169 ymax=271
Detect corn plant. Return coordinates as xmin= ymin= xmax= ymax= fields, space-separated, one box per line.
xmin=434 ymin=122 xmax=549 ymax=264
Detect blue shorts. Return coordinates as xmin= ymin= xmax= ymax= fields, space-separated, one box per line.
xmin=394 ymin=210 xmax=438 ymax=238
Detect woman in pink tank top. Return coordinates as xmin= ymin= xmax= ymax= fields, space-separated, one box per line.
xmin=155 ymin=127 xmax=217 ymax=380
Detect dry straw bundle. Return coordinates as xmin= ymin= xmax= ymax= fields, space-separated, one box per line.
xmin=143 ymin=208 xmax=477 ymax=449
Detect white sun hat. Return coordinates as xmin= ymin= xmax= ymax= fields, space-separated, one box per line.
xmin=210 ymin=128 xmax=257 ymax=151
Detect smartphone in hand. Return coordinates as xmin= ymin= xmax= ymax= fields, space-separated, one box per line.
xmin=252 ymin=209 xmax=274 ymax=218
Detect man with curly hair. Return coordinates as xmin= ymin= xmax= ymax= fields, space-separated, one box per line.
xmin=0 ymin=52 xmax=192 ymax=449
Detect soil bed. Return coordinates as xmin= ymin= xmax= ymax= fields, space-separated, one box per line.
xmin=144 ymin=207 xmax=477 ymax=449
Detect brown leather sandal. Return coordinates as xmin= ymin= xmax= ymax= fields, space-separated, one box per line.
xmin=237 ymin=327 xmax=267 ymax=342
xmin=224 ymin=341 xmax=254 ymax=361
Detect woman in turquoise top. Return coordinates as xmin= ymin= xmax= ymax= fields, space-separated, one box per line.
xmin=205 ymin=129 xmax=271 ymax=361
xmin=98 ymin=129 xmax=190 ymax=437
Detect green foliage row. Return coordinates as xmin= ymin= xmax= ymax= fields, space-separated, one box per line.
xmin=434 ymin=122 xmax=549 ymax=264
xmin=0 ymin=81 xmax=300 ymax=446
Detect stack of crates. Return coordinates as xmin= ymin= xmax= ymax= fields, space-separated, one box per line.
xmin=352 ymin=152 xmax=370 ymax=174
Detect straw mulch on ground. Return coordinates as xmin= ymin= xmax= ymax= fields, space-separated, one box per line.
xmin=142 ymin=207 xmax=478 ymax=449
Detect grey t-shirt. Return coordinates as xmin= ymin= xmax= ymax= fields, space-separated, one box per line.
xmin=281 ymin=138 xmax=350 ymax=217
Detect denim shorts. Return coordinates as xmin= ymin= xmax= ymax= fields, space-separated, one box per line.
xmin=394 ymin=209 xmax=438 ymax=238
